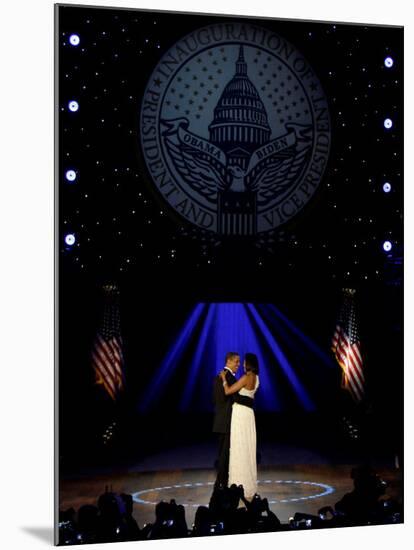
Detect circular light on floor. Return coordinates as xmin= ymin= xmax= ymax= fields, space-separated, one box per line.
xmin=131 ymin=479 xmax=335 ymax=508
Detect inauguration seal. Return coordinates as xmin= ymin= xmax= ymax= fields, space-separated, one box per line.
xmin=140 ymin=22 xmax=330 ymax=236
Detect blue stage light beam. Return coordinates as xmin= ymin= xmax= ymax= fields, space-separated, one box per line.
xmin=214 ymin=303 xmax=244 ymax=372
xmin=246 ymin=304 xmax=316 ymax=411
xmin=179 ymin=303 xmax=216 ymax=411
xmin=213 ymin=303 xmax=282 ymax=411
xmin=255 ymin=304 xmax=313 ymax=363
xmin=138 ymin=303 xmax=206 ymax=412
xmin=260 ymin=304 xmax=337 ymax=369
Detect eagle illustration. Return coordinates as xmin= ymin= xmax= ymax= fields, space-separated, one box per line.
xmin=162 ymin=121 xmax=312 ymax=206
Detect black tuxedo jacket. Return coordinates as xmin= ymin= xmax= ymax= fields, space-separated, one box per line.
xmin=212 ymin=369 xmax=254 ymax=434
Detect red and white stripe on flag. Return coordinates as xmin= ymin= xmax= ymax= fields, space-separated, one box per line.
xmin=92 ymin=334 xmax=124 ymax=400
xmin=332 ymin=324 xmax=365 ymax=402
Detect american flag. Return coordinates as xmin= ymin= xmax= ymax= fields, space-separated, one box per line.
xmin=92 ymin=286 xmax=125 ymax=400
xmin=331 ymin=289 xmax=365 ymax=402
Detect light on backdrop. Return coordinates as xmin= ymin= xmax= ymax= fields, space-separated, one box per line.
xmin=65 ymin=233 xmax=76 ymax=246
xmin=65 ymin=170 xmax=77 ymax=182
xmin=383 ymin=240 xmax=392 ymax=252
xmin=383 ymin=118 xmax=393 ymax=129
xmin=69 ymin=34 xmax=80 ymax=46
xmin=138 ymin=304 xmax=206 ymax=412
xmin=68 ymin=101 xmax=79 ymax=112
xmin=384 ymin=56 xmax=394 ymax=68
xmin=383 ymin=182 xmax=392 ymax=193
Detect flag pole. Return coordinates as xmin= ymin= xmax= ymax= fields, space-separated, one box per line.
xmin=91 ymin=283 xmax=125 ymax=451
xmin=332 ymin=287 xmax=369 ymax=456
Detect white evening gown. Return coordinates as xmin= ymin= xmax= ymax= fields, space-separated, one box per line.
xmin=228 ymin=375 xmax=260 ymax=500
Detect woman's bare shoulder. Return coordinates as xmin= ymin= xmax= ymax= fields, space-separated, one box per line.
xmin=245 ymin=372 xmax=257 ymax=389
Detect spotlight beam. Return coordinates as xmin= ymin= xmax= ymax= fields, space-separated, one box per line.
xmin=261 ymin=304 xmax=336 ymax=369
xmin=139 ymin=303 xmax=206 ymax=412
xmin=213 ymin=303 xmax=282 ymax=410
xmin=246 ymin=304 xmax=316 ymax=411
xmin=180 ymin=304 xmax=215 ymax=411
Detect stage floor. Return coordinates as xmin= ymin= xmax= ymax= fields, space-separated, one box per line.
xmin=59 ymin=443 xmax=402 ymax=528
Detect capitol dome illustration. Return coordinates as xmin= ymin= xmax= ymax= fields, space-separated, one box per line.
xmin=209 ymin=46 xmax=271 ymax=170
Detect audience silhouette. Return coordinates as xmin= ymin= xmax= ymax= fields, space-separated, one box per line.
xmin=58 ymin=466 xmax=401 ymax=544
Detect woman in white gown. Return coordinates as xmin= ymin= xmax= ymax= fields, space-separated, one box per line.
xmin=220 ymin=353 xmax=260 ymax=500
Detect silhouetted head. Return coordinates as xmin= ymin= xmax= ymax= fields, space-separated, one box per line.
xmin=97 ymin=493 xmax=122 ymax=522
xmin=155 ymin=501 xmax=171 ymax=522
xmin=228 ymin=484 xmax=242 ymax=510
xmin=120 ymin=493 xmax=133 ymax=516
xmin=194 ymin=506 xmax=211 ymax=529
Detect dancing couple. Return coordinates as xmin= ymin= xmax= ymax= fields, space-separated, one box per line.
xmin=212 ymin=352 xmax=260 ymax=500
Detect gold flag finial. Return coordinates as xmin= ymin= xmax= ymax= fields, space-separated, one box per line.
xmin=342 ymin=287 xmax=356 ymax=296
xmin=102 ymin=283 xmax=119 ymax=295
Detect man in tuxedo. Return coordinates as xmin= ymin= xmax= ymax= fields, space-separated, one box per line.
xmin=212 ymin=352 xmax=241 ymax=488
